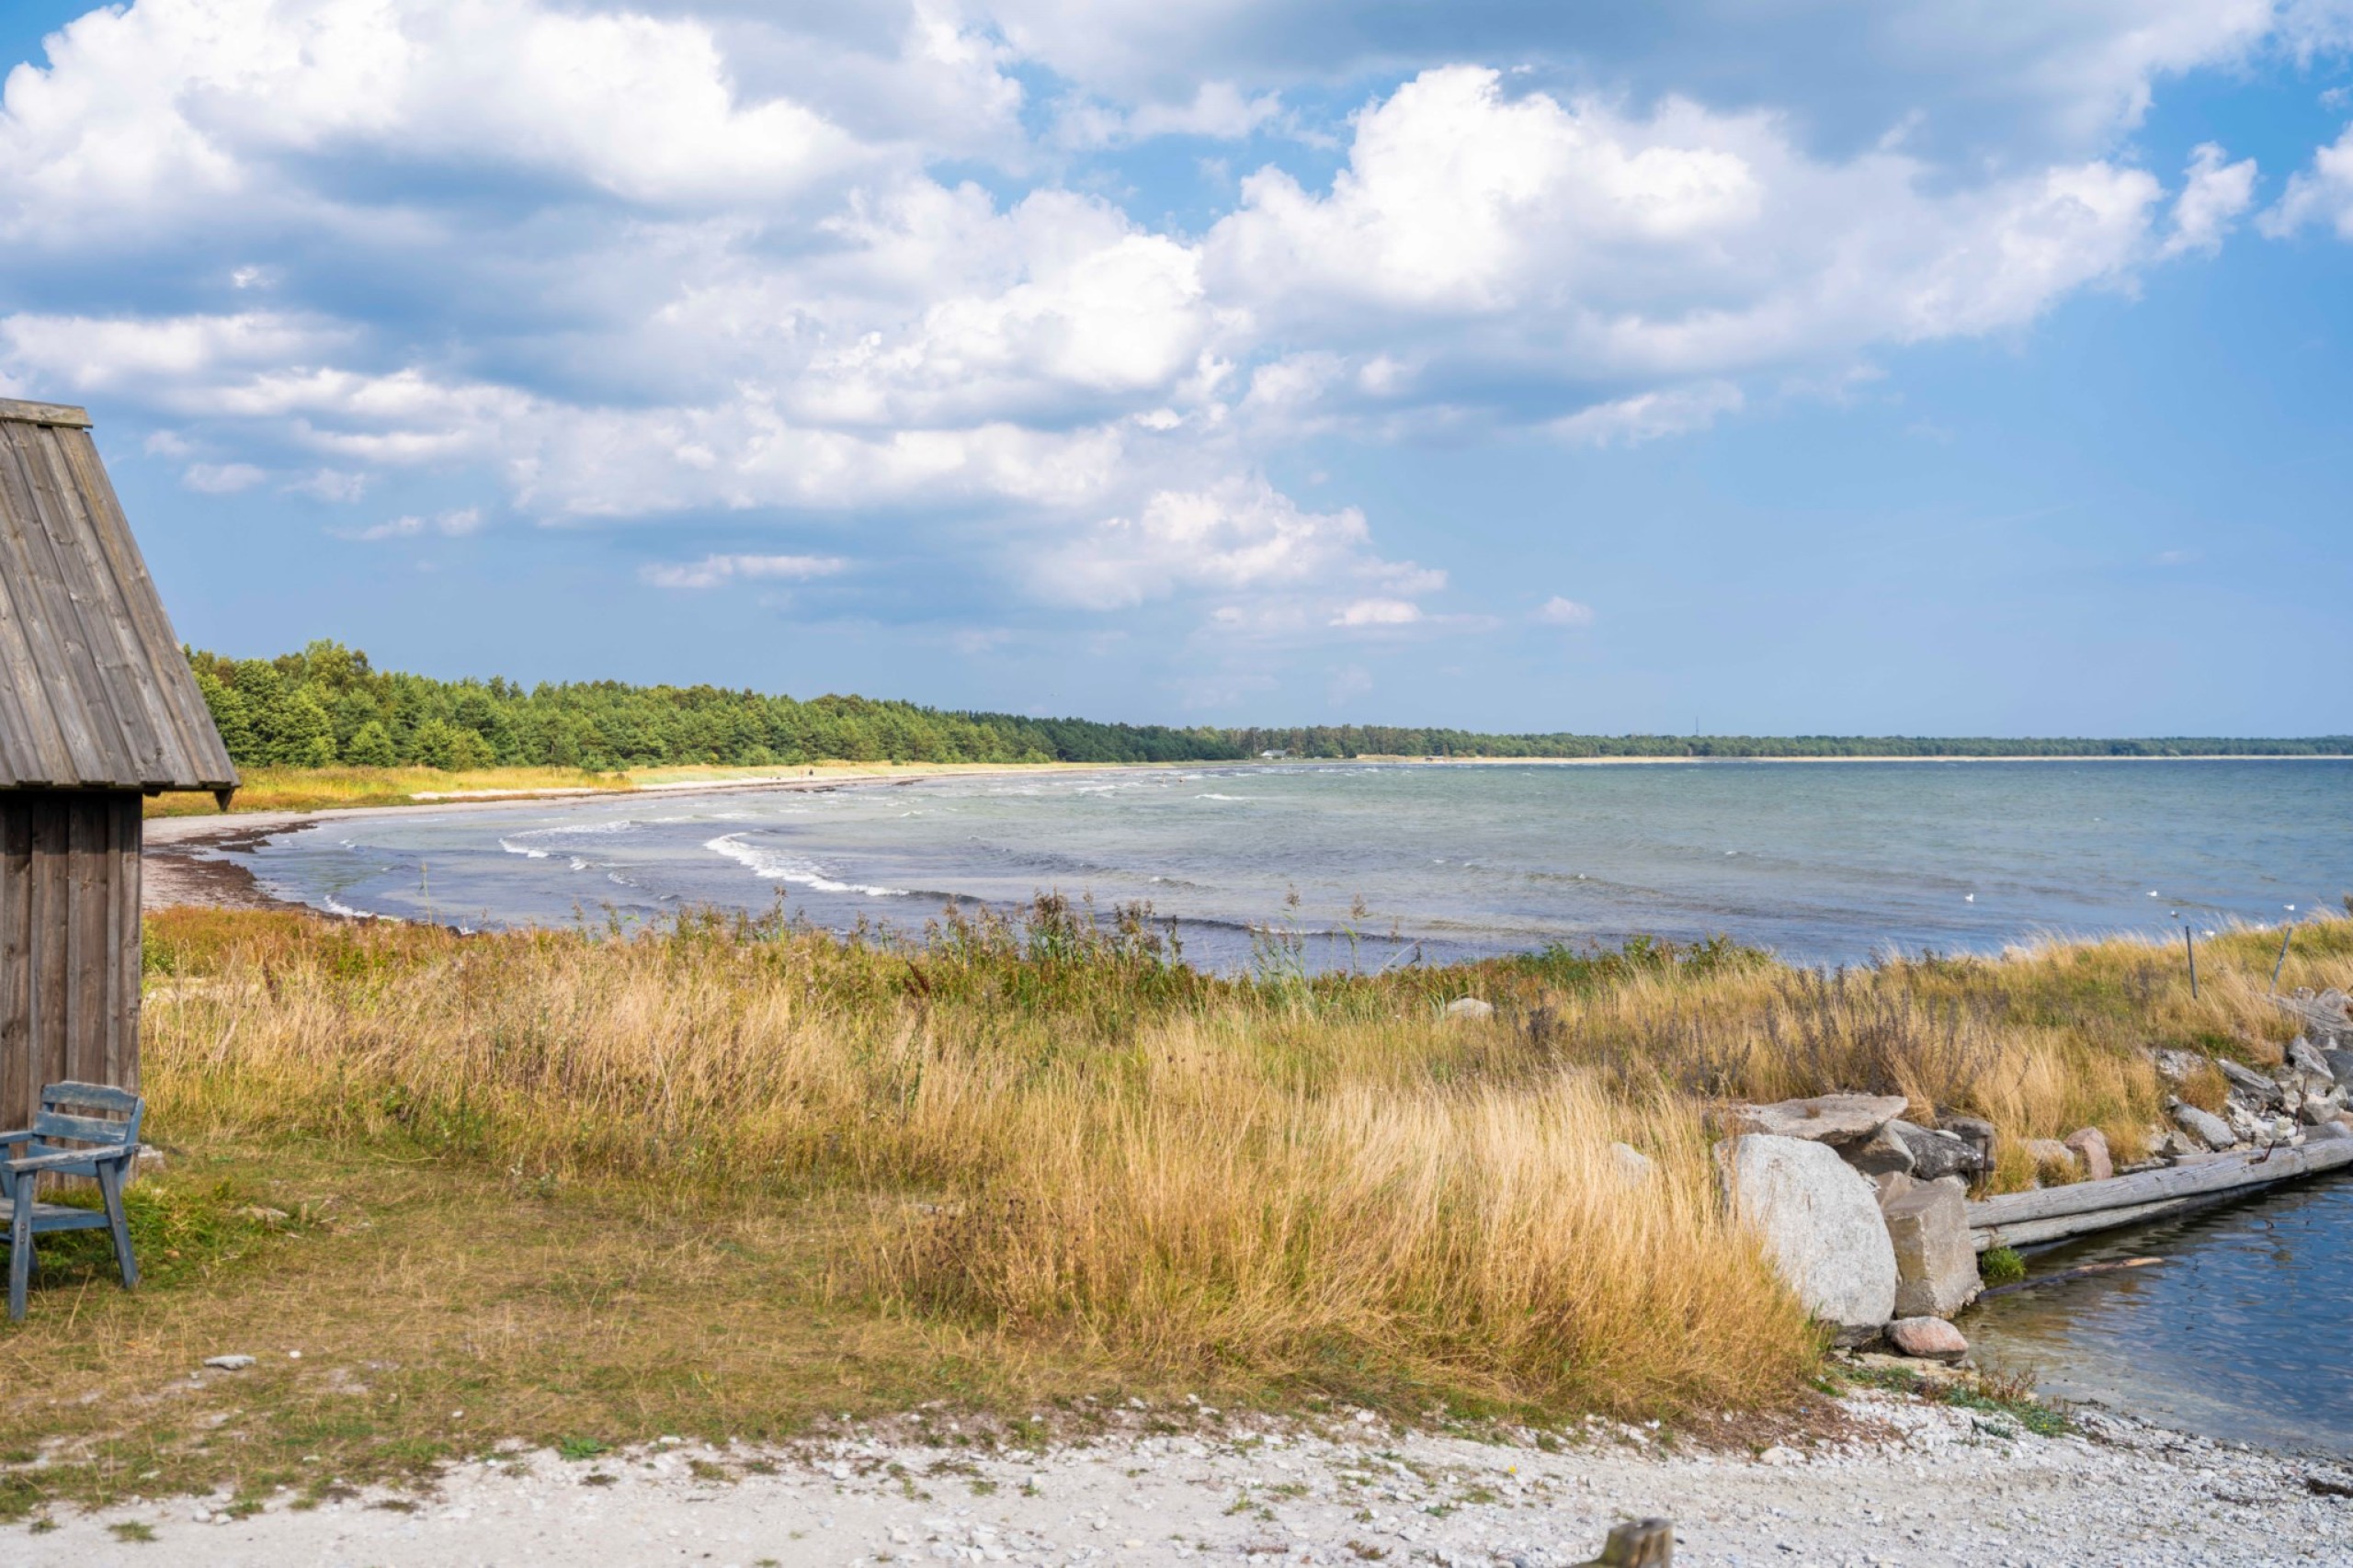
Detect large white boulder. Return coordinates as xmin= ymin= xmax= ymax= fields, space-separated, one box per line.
xmin=1718 ymin=1133 xmax=1898 ymax=1333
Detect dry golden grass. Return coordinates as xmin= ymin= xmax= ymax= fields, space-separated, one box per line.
xmin=137 ymin=908 xmax=1814 ymax=1422
xmin=2 ymin=903 xmax=2340 ymax=1519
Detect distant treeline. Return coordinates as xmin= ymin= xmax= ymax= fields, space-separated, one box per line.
xmin=187 ymin=642 xmax=2353 ymax=772
xmin=1226 ymin=728 xmax=2353 ymax=760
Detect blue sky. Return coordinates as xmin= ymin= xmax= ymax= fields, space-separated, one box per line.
xmin=2 ymin=1 xmax=2349 ymax=734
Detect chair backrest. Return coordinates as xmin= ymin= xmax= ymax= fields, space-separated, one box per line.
xmin=31 ymin=1081 xmax=144 ymax=1155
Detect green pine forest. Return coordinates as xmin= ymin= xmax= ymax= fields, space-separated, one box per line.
xmin=188 ymin=642 xmax=2353 ymax=772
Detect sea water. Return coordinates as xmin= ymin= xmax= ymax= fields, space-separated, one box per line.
xmin=1963 ymin=1176 xmax=2353 ymax=1457
xmin=233 ymin=758 xmax=2351 ymax=968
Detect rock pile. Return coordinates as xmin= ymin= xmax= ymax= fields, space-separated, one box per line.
xmin=1713 ymin=1031 xmax=2353 ymax=1366
xmin=1714 ymin=1093 xmax=1992 ymax=1353
xmin=2154 ymin=1033 xmax=2353 ymax=1155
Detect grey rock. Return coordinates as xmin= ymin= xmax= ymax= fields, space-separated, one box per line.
xmin=2307 ymin=1119 xmax=2353 ymax=1144
xmin=2063 ymin=1126 xmax=2114 ymax=1182
xmin=1882 ymin=1181 xmax=1980 ymax=1319
xmin=2287 ymin=1038 xmax=2332 ymax=1080
xmin=2171 ymin=1101 xmax=2236 ymax=1150
xmin=1608 ymin=1142 xmax=1653 ymax=1187
xmin=1844 ymin=1121 xmax=1916 ymax=1177
xmin=1722 ymin=1094 xmax=1910 ymax=1147
xmin=2324 ymin=1051 xmax=2353 ymax=1088
xmin=2217 ymin=1058 xmax=2284 ymax=1108
xmin=1893 ymin=1119 xmax=1983 ymax=1181
xmin=2150 ymin=1048 xmax=2208 ymax=1083
xmin=1717 ymin=1133 xmax=1898 ymax=1331
xmin=2023 ymin=1137 xmax=2079 ymax=1175
xmin=202 ymin=1354 xmax=256 ymax=1371
xmin=1938 ymin=1116 xmax=1997 ymax=1173
xmin=1442 ymin=997 xmax=1495 ymax=1020
xmin=1885 ymin=1316 xmax=1970 ymax=1364
xmin=1870 ymin=1169 xmax=1915 ymax=1209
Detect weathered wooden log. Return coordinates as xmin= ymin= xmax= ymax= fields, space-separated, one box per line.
xmin=1975 ymin=1197 xmax=2206 ymax=1252
xmin=1967 ymin=1139 xmax=2353 ymax=1250
xmin=1580 ymin=1517 xmax=1672 ymax=1567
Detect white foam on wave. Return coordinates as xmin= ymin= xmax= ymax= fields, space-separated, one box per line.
xmin=320 ymin=893 xmax=397 ymax=921
xmin=1195 ymin=793 xmax=1252 ymax=802
xmin=506 ymin=819 xmax=637 ymax=843
xmin=569 ymin=857 xmax=594 ymax=872
xmin=703 ymin=834 xmax=905 ymax=898
xmin=497 ymin=838 xmax=551 ymax=859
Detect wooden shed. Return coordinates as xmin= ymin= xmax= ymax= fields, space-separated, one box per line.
xmin=0 ymin=398 xmax=236 ymax=1130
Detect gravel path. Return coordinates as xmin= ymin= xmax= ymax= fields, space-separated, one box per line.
xmin=17 ymin=1393 xmax=2352 ymax=1567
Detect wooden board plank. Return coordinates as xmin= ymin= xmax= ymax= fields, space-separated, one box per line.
xmin=31 ymin=1110 xmax=131 ymax=1146
xmin=28 ymin=800 xmax=68 ymax=1101
xmin=102 ymin=795 xmax=123 ymax=1085
xmin=0 ymin=435 xmax=89 ymax=786
xmin=65 ymin=796 xmax=108 ymax=1087
xmin=0 ymin=400 xmax=91 ymax=428
xmin=0 ymin=426 xmax=123 ymax=783
xmin=26 ymin=427 xmax=174 ymax=785
xmin=56 ymin=431 xmax=235 ymax=789
xmin=7 ymin=425 xmax=155 ymax=787
xmin=43 ymin=1081 xmax=141 ymax=1114
xmin=0 ymin=801 xmax=29 ymax=1130
xmin=0 ymin=548 xmax=61 ymax=788
xmin=112 ymin=796 xmax=141 ymax=1093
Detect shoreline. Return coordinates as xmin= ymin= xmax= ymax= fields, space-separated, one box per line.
xmin=139 ymin=763 xmax=1119 ymax=915
xmin=17 ymin=1393 xmax=2352 ymax=1564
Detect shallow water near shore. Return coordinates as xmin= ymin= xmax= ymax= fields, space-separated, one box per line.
xmin=1963 ymin=1171 xmax=2353 ymax=1459
xmin=230 ymin=757 xmax=2351 ymax=969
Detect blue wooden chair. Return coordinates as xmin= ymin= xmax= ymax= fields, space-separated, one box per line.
xmin=0 ymin=1082 xmax=144 ymax=1324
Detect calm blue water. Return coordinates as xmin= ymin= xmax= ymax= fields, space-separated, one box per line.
xmin=227 ymin=758 xmax=2353 ymax=968
xmin=1964 ymin=1176 xmax=2353 ymax=1458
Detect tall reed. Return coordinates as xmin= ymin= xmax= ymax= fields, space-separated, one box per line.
xmin=137 ymin=903 xmax=2351 ymax=1416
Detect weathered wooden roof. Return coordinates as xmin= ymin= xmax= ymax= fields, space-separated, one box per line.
xmin=0 ymin=400 xmax=237 ymax=792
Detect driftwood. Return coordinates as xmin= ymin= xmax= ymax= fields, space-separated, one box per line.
xmin=1579 ymin=1518 xmax=1672 ymax=1567
xmin=1968 ymin=1139 xmax=2353 ymax=1251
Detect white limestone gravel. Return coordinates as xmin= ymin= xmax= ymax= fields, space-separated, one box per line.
xmin=14 ymin=1392 xmax=2352 ymax=1567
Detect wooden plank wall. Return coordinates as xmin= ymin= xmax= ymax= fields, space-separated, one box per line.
xmin=0 ymin=790 xmax=142 ymax=1130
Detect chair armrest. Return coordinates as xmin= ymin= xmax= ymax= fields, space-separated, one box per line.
xmin=5 ymin=1144 xmax=134 ymax=1176
xmin=0 ymin=1128 xmax=34 ymax=1148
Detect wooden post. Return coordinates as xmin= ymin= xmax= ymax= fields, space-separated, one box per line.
xmin=2271 ymin=920 xmax=2295 ymax=994
xmin=2184 ymin=924 xmax=2198 ymax=999
xmin=1582 ymin=1518 xmax=1672 ymax=1567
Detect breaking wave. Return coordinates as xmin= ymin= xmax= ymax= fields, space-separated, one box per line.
xmin=703 ymin=833 xmax=905 ymax=898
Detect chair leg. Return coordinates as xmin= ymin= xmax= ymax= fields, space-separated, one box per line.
xmin=99 ymin=1164 xmax=137 ymax=1290
xmin=6 ymin=1196 xmax=29 ymax=1324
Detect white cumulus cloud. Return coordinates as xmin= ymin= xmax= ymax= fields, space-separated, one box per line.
xmin=2265 ymin=120 xmax=2353 ymax=239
